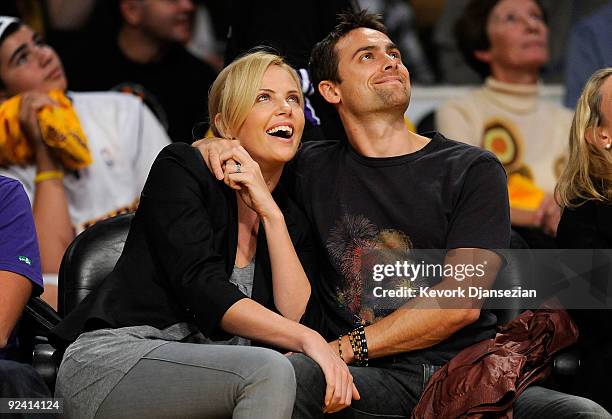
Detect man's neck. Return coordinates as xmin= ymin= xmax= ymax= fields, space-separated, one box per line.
xmin=340 ymin=110 xmax=429 ymax=157
xmin=118 ymin=26 xmax=166 ymax=64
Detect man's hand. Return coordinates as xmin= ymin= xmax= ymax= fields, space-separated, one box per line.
xmin=192 ymin=137 xmax=242 ymax=180
xmin=18 ymin=92 xmax=62 ymax=171
xmin=18 ymin=91 xmax=58 ymax=148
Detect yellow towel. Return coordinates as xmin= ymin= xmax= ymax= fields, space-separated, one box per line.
xmin=508 ymin=173 xmax=545 ymax=211
xmin=0 ymin=90 xmax=91 ymax=169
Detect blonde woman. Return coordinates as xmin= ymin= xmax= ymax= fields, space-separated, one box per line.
xmin=555 ymin=67 xmax=612 ymax=414
xmin=51 ymin=51 xmax=358 ymax=419
xmin=556 ymin=67 xmax=612 ymax=247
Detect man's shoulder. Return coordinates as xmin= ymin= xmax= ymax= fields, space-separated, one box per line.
xmin=295 ymin=140 xmax=343 ymax=164
xmin=0 ymin=175 xmax=25 ymax=206
xmin=0 ymin=169 xmax=34 ymax=203
xmin=429 ymin=132 xmax=501 ymax=168
xmin=0 ymin=175 xmax=20 ymax=193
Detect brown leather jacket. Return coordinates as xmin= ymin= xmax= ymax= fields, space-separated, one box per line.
xmin=412 ymin=310 xmax=578 ymax=419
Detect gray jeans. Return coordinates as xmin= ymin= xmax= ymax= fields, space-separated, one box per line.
xmin=288 ymin=353 xmax=611 ymax=418
xmin=94 ymin=343 xmax=296 ymax=419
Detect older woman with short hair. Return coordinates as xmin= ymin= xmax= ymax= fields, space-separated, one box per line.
xmin=436 ymin=0 xmax=573 ymax=248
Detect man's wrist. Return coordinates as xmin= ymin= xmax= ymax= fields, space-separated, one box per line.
xmin=34 ymin=146 xmax=62 ymax=172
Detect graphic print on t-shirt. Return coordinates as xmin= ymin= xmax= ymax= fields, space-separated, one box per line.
xmin=326 ymin=213 xmax=430 ymax=325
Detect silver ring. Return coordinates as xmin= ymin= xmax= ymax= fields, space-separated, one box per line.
xmin=235 ymin=163 xmax=241 ymax=173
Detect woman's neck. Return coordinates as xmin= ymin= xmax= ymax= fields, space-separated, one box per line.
xmin=490 ymin=65 xmax=539 ymax=85
xmin=259 ymin=164 xmax=284 ymax=192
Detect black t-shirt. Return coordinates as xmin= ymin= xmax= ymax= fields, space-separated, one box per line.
xmin=60 ymin=39 xmax=217 ymax=143
xmin=289 ymin=132 xmax=511 ymax=364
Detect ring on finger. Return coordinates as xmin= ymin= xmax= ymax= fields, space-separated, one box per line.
xmin=235 ymin=163 xmax=241 ymax=173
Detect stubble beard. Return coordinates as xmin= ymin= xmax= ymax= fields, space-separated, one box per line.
xmin=374 ymin=84 xmax=411 ymax=112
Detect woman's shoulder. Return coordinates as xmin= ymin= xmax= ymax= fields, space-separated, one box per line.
xmin=558 ymin=200 xmax=612 ymax=248
xmin=154 ymin=143 xmax=217 ymax=182
xmin=143 ymin=142 xmax=225 ymax=202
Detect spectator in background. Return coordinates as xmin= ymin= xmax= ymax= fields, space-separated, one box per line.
xmin=60 ymin=0 xmax=217 ymax=142
xmin=0 ymin=17 xmax=170 ymax=307
xmin=434 ymin=0 xmax=574 ymax=85
xmin=556 ymin=68 xmax=612 ymax=412
xmin=186 ymin=1 xmax=225 ymax=72
xmin=564 ymin=2 xmax=612 ymax=109
xmin=436 ymin=0 xmax=572 ymax=248
xmin=0 ymin=175 xmax=53 ymax=409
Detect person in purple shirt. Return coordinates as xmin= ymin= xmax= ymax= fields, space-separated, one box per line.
xmin=0 ymin=175 xmax=52 ymax=402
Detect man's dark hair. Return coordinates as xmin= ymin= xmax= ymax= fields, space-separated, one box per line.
xmin=0 ymin=20 xmax=22 ymax=89
xmin=455 ymin=0 xmax=545 ymax=78
xmin=309 ymin=9 xmax=387 ymax=89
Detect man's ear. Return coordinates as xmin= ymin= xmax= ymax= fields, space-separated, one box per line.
xmin=318 ymin=81 xmax=341 ymax=105
xmin=473 ymin=49 xmax=492 ymax=65
xmin=119 ymin=0 xmax=144 ymax=26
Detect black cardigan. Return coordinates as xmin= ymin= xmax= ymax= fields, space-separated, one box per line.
xmin=51 ymin=143 xmax=318 ymax=346
xmin=557 ymin=200 xmax=612 ymax=248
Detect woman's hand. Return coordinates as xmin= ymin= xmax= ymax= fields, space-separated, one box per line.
xmin=300 ymin=331 xmax=361 ymax=414
xmin=222 ymin=145 xmax=280 ymax=219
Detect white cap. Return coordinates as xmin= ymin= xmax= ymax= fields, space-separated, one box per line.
xmin=0 ymin=16 xmax=19 ymax=41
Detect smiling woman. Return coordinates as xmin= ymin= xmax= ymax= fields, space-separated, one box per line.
xmin=51 ymin=51 xmax=358 ymax=419
xmin=209 ymin=56 xmax=304 ymax=173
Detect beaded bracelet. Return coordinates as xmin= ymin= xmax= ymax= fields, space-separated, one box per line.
xmin=348 ymin=325 xmax=369 ymax=367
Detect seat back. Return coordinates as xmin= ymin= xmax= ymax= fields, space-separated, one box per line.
xmin=57 ymin=212 xmax=134 ymax=317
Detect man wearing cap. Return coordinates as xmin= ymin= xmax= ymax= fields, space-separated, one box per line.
xmin=0 ymin=17 xmax=170 ymax=307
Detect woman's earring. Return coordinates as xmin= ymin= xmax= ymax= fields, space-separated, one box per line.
xmin=606 ymin=143 xmax=611 ymax=150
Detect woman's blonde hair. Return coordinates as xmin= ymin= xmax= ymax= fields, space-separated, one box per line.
xmin=208 ymin=51 xmax=302 ymax=138
xmin=556 ymin=68 xmax=612 ymax=208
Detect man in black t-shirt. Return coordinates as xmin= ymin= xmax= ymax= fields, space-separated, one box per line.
xmin=196 ymin=10 xmax=609 ymax=419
